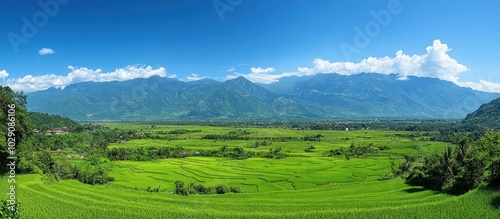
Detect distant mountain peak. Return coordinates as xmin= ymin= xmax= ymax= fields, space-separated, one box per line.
xmin=26 ymin=73 xmax=500 ymax=121
xmin=226 ymin=76 xmax=252 ymax=83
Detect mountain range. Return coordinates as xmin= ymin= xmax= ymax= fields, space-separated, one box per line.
xmin=26 ymin=73 xmax=500 ymax=121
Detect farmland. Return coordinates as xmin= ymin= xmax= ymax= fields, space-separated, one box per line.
xmin=2 ymin=124 xmax=500 ymax=218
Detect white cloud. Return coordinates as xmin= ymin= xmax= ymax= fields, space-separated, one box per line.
xmin=226 ymin=66 xmax=236 ymax=72
xmin=298 ymin=40 xmax=469 ymax=81
xmin=6 ymin=65 xmax=169 ymax=92
xmin=0 ymin=70 xmax=9 ymax=78
xmin=251 ymin=67 xmax=276 ymax=74
xmin=455 ymin=80 xmax=500 ymax=93
xmin=186 ymin=74 xmax=207 ymax=81
xmin=38 ymin=48 xmax=55 ymax=55
xmin=226 ymin=40 xmax=500 ymax=92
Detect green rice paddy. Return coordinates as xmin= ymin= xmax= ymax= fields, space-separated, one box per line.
xmin=2 ymin=124 xmax=499 ymax=218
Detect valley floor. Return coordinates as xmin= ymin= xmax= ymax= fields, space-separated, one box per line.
xmin=2 ymin=125 xmax=499 ymax=218
xmin=1 ymin=174 xmax=499 ymax=218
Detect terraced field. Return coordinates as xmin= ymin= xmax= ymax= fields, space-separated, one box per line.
xmin=107 ymin=124 xmax=452 ymax=156
xmin=2 ymin=174 xmax=499 ymax=218
xmin=110 ymin=157 xmax=392 ymax=192
xmin=2 ymin=124 xmax=499 ymax=218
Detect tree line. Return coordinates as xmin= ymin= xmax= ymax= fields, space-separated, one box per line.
xmin=395 ymin=132 xmax=500 ymax=195
xmin=107 ymin=145 xmax=288 ymax=161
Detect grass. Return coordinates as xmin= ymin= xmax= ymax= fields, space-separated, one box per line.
xmin=109 ymin=157 xmax=392 ymax=192
xmin=108 ymin=124 xmax=450 ymax=157
xmin=1 ymin=174 xmax=499 ymax=218
xmin=2 ymin=124 xmax=498 ymax=218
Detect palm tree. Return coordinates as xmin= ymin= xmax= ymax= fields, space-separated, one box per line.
xmin=456 ymin=139 xmax=471 ymax=164
xmin=440 ymin=146 xmax=455 ymax=182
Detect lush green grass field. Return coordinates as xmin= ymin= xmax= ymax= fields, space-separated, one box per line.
xmin=2 ymin=174 xmax=499 ymax=218
xmin=2 ymin=124 xmax=499 ymax=218
xmin=110 ymin=157 xmax=392 ymax=192
xmin=107 ymin=124 xmax=450 ymax=156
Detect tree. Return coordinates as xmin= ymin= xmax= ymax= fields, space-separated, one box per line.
xmin=406 ymin=132 xmax=500 ymax=194
xmin=440 ymin=146 xmax=456 ymax=183
xmin=0 ymin=86 xmax=32 ymax=174
xmin=448 ymin=154 xmax=486 ymax=195
xmin=489 ymin=160 xmax=500 ymax=187
xmin=455 ymin=138 xmax=471 ymax=164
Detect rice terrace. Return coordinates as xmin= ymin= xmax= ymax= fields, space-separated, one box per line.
xmin=2 ymin=120 xmax=500 ymax=218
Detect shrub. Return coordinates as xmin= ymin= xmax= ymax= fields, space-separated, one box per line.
xmin=215 ymin=184 xmax=229 ymax=194
xmin=174 ymin=180 xmax=188 ymax=196
xmin=17 ymin=158 xmax=42 ymax=174
xmin=52 ymin=159 xmax=74 ymax=180
xmin=229 ymin=186 xmax=241 ymax=193
xmin=73 ymin=164 xmax=109 ymax=185
xmin=0 ymin=199 xmax=20 ymax=219
xmin=304 ymin=146 xmax=316 ymax=153
xmin=173 ymin=181 xmax=240 ymax=196
xmin=489 ymin=159 xmax=500 ymax=187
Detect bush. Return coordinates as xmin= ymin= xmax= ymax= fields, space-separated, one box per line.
xmin=406 ymin=170 xmax=427 ymax=186
xmin=0 ymin=199 xmax=20 ymax=218
xmin=173 ymin=181 xmax=240 ymax=196
xmin=174 ymin=180 xmax=188 ymax=196
xmin=229 ymin=186 xmax=241 ymax=193
xmin=406 ymin=169 xmax=443 ymax=191
xmin=74 ymin=164 xmax=109 ymax=185
xmin=489 ymin=160 xmax=500 ymax=187
xmin=191 ymin=183 xmax=211 ymax=194
xmin=304 ymin=146 xmax=315 ymax=153
xmin=447 ymin=177 xmax=476 ymax=195
xmin=52 ymin=159 xmax=75 ymax=180
xmin=146 ymin=185 xmax=162 ymax=192
xmin=215 ymin=184 xmax=229 ymax=194
xmin=17 ymin=158 xmax=42 ymax=174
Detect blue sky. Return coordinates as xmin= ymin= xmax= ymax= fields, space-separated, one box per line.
xmin=1 ymin=0 xmax=500 ymax=92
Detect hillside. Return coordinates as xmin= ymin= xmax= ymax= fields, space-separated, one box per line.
xmin=263 ymin=73 xmax=500 ymax=118
xmin=27 ymin=76 xmax=323 ymax=121
xmin=28 ymin=112 xmax=79 ymax=129
xmin=26 ymin=74 xmax=500 ymax=121
xmin=463 ymin=97 xmax=500 ymax=128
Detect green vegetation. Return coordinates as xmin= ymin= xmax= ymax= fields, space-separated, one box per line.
xmin=400 ymin=132 xmax=500 ymax=195
xmin=1 ymin=86 xmax=499 ymax=218
xmin=3 ymin=122 xmax=498 ymax=218
xmin=464 ymin=97 xmax=500 ymax=129
xmin=0 ymin=199 xmax=20 ymax=219
xmin=27 ymin=112 xmax=79 ymax=131
xmin=325 ymin=143 xmax=389 ymax=158
xmin=1 ymin=174 xmax=499 ymax=218
xmin=173 ymin=180 xmax=241 ymax=196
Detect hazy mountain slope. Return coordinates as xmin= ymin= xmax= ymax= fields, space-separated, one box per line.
xmin=26 ymin=74 xmax=500 ymax=121
xmin=265 ymin=73 xmax=500 ymax=118
xmin=463 ymin=98 xmax=500 ymax=128
xmin=27 ymin=76 xmax=321 ymax=121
